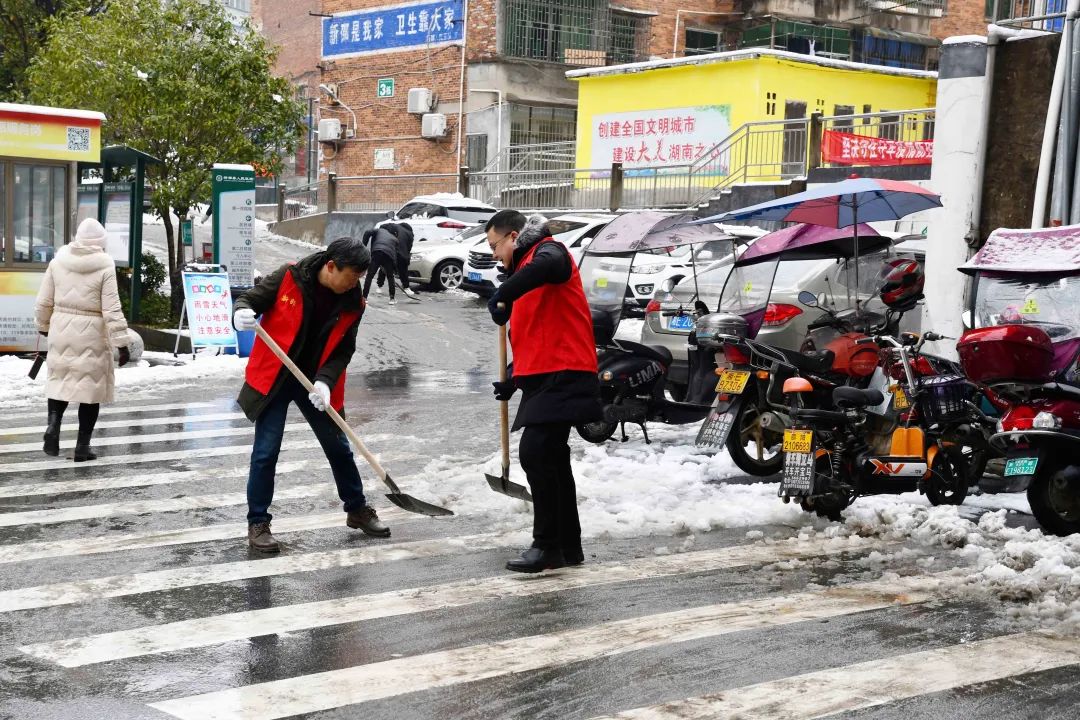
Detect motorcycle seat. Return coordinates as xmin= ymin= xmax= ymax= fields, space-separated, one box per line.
xmin=1038 ymin=382 xmax=1080 ymax=402
xmin=778 ymin=347 xmax=835 ymax=374
xmin=617 ymin=339 xmax=673 ymax=366
xmin=832 ymin=386 xmax=885 ymax=409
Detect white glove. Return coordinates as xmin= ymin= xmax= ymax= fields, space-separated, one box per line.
xmin=308 ymin=380 xmax=331 ymax=412
xmin=233 ymin=308 xmax=257 ymax=330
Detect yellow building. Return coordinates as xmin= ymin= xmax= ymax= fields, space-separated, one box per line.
xmin=567 ymin=48 xmax=936 ymax=175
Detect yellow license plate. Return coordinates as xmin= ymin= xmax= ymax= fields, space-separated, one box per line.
xmin=892 ymin=386 xmax=910 ymax=410
xmin=715 ymin=370 xmax=751 ymax=394
xmin=596 ymin=277 xmax=608 ymax=288
xmin=782 ymin=429 xmax=813 ymax=454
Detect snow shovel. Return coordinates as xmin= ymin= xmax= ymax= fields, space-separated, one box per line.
xmin=252 ymin=324 xmax=453 ymax=517
xmin=485 ymin=319 xmax=532 ymax=502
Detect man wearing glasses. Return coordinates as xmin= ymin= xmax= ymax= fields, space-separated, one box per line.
xmin=484 ymin=210 xmax=602 ymax=573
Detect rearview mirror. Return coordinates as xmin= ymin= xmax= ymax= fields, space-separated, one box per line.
xmin=797 ymin=290 xmax=818 ymax=307
xmin=962 ymin=310 xmax=973 ymax=330
xmin=660 ymin=277 xmax=679 ymax=293
xmin=385 ymin=211 xmax=395 ymax=220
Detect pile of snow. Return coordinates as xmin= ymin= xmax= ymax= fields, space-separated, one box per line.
xmin=0 ymin=352 xmax=245 ymax=411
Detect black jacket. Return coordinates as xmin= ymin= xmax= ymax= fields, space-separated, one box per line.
xmin=234 ymin=251 xmax=364 ymax=421
xmin=367 ymin=227 xmax=398 ymax=259
xmin=493 ymin=217 xmax=602 ymax=430
xmin=389 ymin=224 xmax=414 ymax=263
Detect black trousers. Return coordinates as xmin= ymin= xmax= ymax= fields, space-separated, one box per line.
xmin=363 ymin=253 xmax=397 ymax=299
xmin=374 ymin=258 xmax=410 ymax=290
xmin=519 ymin=423 xmax=581 ymax=553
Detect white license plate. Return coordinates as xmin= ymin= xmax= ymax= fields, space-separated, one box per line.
xmin=468 ymin=271 xmax=482 ymax=281
xmin=668 ymin=315 xmax=695 ymax=331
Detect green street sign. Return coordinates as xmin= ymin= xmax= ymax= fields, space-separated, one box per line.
xmin=377 ymin=78 xmax=394 ymax=98
xmin=211 ymin=163 xmax=256 ymax=289
xmin=181 ymin=219 xmax=194 ymax=246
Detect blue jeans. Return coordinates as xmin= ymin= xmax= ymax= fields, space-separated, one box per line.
xmin=247 ymin=378 xmax=367 ymax=525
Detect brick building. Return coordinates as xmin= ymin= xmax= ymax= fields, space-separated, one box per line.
xmin=289 ymin=0 xmax=993 ymax=200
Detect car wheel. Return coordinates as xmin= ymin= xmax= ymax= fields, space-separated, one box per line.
xmin=432 ymin=260 xmax=463 ymax=291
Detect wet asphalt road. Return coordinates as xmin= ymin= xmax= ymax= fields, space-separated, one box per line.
xmin=1 ymin=282 xmax=1078 ymax=719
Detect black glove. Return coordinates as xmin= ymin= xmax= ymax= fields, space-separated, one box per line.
xmin=492 ymin=379 xmax=516 ymax=402
xmin=118 ymin=346 xmax=130 ymax=367
xmin=488 ymin=295 xmax=512 ymax=326
xmin=39 ymin=330 xmax=47 ymax=337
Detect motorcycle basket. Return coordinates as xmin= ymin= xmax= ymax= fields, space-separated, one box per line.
xmin=917 ymin=374 xmax=973 ymax=426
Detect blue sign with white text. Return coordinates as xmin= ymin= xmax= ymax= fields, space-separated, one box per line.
xmin=322 ymin=0 xmax=464 ymax=59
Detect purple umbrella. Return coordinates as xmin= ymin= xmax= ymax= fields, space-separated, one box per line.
xmin=736 ymin=222 xmax=885 ymax=267
xmin=587 ymin=210 xmax=740 ymax=255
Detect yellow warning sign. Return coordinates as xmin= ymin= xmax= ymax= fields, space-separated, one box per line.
xmin=1021 ymin=298 xmax=1040 ymax=315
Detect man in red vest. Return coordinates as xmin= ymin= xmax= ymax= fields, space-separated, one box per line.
xmin=486 ymin=211 xmax=602 ymax=573
xmin=232 ymin=237 xmax=390 ymax=553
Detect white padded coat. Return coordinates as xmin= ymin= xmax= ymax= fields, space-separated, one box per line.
xmin=35 ymin=239 xmax=129 ymax=404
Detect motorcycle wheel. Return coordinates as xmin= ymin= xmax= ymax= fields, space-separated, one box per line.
xmin=798 ymin=454 xmax=853 ymax=521
xmin=576 ymin=421 xmax=618 ymax=444
xmin=924 ymin=446 xmax=968 ymax=506
xmin=1027 ymin=465 xmax=1080 ymax=536
xmin=725 ymin=399 xmax=784 ymax=477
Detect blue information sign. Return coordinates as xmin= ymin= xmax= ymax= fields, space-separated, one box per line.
xmin=322 ymin=0 xmax=464 ymax=59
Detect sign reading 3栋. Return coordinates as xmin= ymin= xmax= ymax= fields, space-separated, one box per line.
xmin=322 ymin=0 xmax=464 ymax=59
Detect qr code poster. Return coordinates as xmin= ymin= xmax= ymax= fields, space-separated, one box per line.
xmin=67 ymin=127 xmax=91 ymax=153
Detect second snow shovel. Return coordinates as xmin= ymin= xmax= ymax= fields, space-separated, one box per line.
xmin=253 ymin=324 xmax=453 ymax=517
xmin=485 ymin=320 xmax=532 ymax=502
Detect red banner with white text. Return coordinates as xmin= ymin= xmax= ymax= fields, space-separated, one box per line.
xmin=822 ymin=129 xmax=933 ymax=166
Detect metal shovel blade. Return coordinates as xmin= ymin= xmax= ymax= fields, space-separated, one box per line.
xmin=485 ymin=470 xmax=533 ymax=502
xmin=384 ymin=492 xmax=455 ymax=517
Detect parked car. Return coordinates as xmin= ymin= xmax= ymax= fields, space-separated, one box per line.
xmin=408 ymin=225 xmax=487 ymax=291
xmin=378 ymin=194 xmax=497 ymax=245
xmin=461 ymin=213 xmax=614 ymax=296
xmin=642 ymin=233 xmax=925 ymax=396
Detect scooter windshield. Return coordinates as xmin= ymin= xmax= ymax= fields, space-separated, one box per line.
xmin=718 ymin=258 xmax=779 ymax=338
xmin=974 ymin=274 xmax=1080 ymax=342
xmin=580 ymin=252 xmax=633 ymax=334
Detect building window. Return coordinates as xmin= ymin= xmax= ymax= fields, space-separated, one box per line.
xmin=879 ymin=113 xmax=900 ymax=141
xmin=501 ymin=0 xmax=651 ymax=66
xmin=685 ymin=28 xmax=721 ymax=56
xmin=11 ymin=163 xmax=66 ymax=265
xmin=507 ymin=104 xmax=577 ymax=169
xmin=833 ymin=105 xmax=855 ymax=133
xmin=466 ymin=134 xmax=489 ymax=172
xmin=765 ymin=92 xmax=777 ymax=116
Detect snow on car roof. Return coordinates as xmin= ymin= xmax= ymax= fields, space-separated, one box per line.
xmin=408 ymin=193 xmax=496 ymax=208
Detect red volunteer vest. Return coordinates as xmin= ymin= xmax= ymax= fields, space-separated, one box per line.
xmin=510 ymin=239 xmax=598 ymax=377
xmin=245 ymin=270 xmax=361 ymax=411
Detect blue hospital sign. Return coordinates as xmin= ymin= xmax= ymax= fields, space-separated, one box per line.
xmin=322 ymin=0 xmax=465 ymax=59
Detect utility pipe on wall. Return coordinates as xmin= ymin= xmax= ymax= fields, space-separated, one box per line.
xmin=455 ymin=0 xmax=470 ymax=177
xmin=1033 ymin=0 xmax=1080 ymax=227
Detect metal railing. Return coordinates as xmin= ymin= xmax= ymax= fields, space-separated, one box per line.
xmin=863 ymin=0 xmax=947 ymax=15
xmin=482 ymin=140 xmax=578 ymax=173
xmin=333 ymin=173 xmax=461 ymax=213
xmin=996 ymin=0 xmax=1066 ymax=30
xmin=279 ymin=181 xmax=325 ymax=220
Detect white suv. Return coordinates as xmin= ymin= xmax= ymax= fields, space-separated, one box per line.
xmin=378 ymin=194 xmax=497 ymax=245
xmin=461 ymin=214 xmax=614 ymax=297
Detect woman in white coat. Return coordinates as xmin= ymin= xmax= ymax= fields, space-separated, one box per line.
xmin=35 ymin=218 xmax=131 ymax=461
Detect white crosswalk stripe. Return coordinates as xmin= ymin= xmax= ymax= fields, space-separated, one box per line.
xmin=18 ymin=536 xmax=889 ymax=666
xmin=0 ymin=461 xmax=309 ymax=499
xmin=589 ymin=632 xmax=1080 ymax=719
xmin=0 ymin=401 xmax=218 ymax=424
xmin=0 ymin=533 xmax=510 ymax=613
xmin=146 ymin=576 xmax=935 ymax=720
xmin=0 ymin=423 xmax=310 ymax=454
xmin=0 ymin=484 xmax=328 ymax=528
xmin=0 ymin=411 xmax=249 ymax=436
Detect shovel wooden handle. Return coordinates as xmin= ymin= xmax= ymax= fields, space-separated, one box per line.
xmin=498 ymin=321 xmax=510 ymax=471
xmin=252 ymin=323 xmax=400 ymax=494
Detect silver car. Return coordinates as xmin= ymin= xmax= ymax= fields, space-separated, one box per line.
xmin=408 ymin=225 xmax=487 ymax=291
xmin=642 ymin=236 xmax=926 ymax=395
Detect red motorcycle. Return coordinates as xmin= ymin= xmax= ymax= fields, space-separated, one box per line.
xmin=958 ymin=225 xmax=1080 ymax=535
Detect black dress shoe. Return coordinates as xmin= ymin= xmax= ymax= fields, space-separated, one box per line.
xmin=506 ymin=547 xmax=565 ymax=573
xmin=563 ymin=546 xmax=585 ymax=566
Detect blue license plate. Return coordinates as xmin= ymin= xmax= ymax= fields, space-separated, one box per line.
xmin=668 ymin=315 xmax=695 ymax=330
xmin=468 ymin=272 xmax=482 ymax=282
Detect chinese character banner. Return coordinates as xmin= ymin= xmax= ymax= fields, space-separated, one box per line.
xmin=589 ymin=105 xmax=731 ymax=175
xmin=322 ymin=0 xmax=464 ymax=59
xmin=822 ymin=130 xmax=933 ymax=167
xmin=181 ymin=272 xmax=238 ymax=348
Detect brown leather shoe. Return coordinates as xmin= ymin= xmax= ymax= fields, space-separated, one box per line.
xmin=248 ymin=522 xmax=280 ymax=552
xmin=346 ymin=506 xmax=391 ymax=537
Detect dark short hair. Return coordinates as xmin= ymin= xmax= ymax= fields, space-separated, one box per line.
xmin=325 ymin=236 xmax=371 ymax=272
xmin=397 ymin=222 xmax=412 ymax=233
xmin=485 ymin=209 xmax=526 ymax=235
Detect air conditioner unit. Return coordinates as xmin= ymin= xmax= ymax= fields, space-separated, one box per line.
xmin=408 ymin=88 xmax=434 ymax=115
xmin=318 ymin=118 xmax=342 ymax=142
xmin=421 ymin=113 xmax=447 ymax=139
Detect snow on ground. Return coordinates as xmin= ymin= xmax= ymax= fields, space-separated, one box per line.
xmin=0 ymin=352 xmax=244 ymax=412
